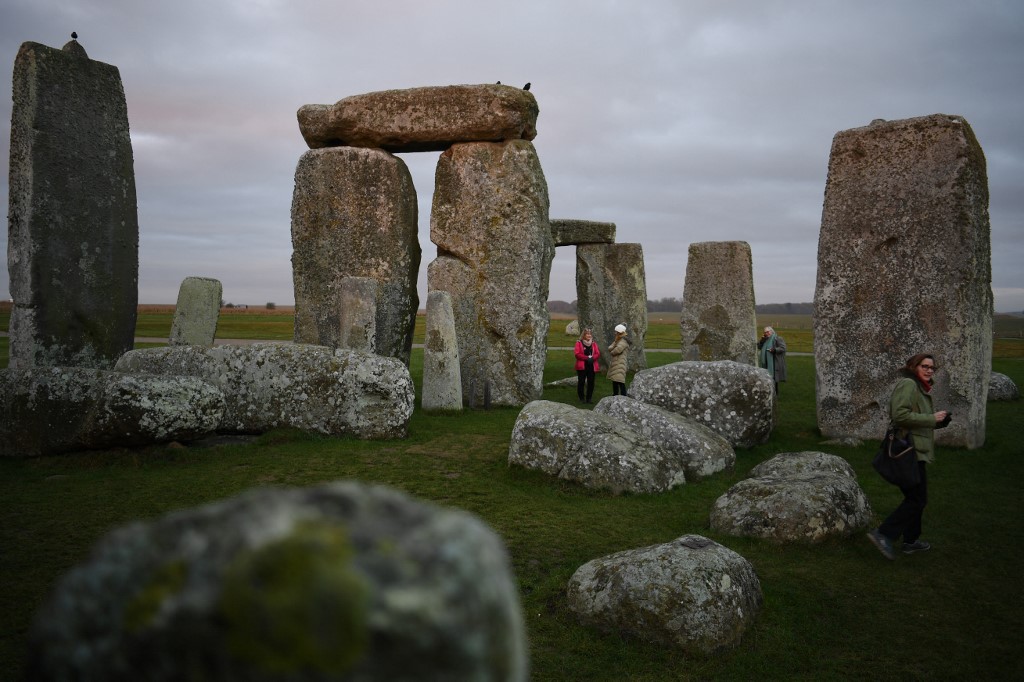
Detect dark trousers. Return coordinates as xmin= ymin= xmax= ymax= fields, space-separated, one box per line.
xmin=879 ymin=461 xmax=928 ymax=543
xmin=577 ymin=366 xmax=595 ymax=402
xmin=613 ymin=381 xmax=627 ymax=396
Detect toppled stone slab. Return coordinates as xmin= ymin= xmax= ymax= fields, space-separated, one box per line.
xmin=508 ymin=400 xmax=686 ymax=494
xmin=550 ymin=219 xmax=616 ymax=246
xmin=814 ymin=114 xmax=992 ymax=448
xmin=988 ymin=371 xmax=1019 ymax=401
xmin=567 ymin=535 xmax=762 ymax=655
xmin=115 ymin=344 xmax=414 ymax=439
xmin=631 ymin=361 xmax=776 ymax=448
xmin=169 ymin=276 xmax=222 ymax=346
xmin=7 ymin=40 xmax=138 ymax=370
xmin=298 ymin=84 xmax=539 ymax=153
xmin=594 ymin=395 xmax=735 ymax=480
xmin=0 ymin=367 xmax=223 ymax=457
xmin=27 ymin=482 xmax=527 ymax=681
xmin=710 ymin=452 xmax=873 ymax=543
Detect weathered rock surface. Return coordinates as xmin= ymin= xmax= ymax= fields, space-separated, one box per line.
xmin=7 ymin=40 xmax=138 ymax=370
xmin=630 ymin=361 xmax=776 ymax=448
xmin=567 ymin=535 xmax=762 ymax=654
xmin=594 ymin=395 xmax=735 ymax=480
xmin=550 ymin=218 xmax=616 ymax=246
xmin=27 ymin=482 xmax=527 ymax=681
xmin=508 ymin=400 xmax=686 ymax=494
xmin=815 ymin=114 xmax=992 ymax=448
xmin=428 ymin=140 xmax=553 ymax=406
xmin=298 ymin=84 xmax=539 ymax=152
xmin=576 ymin=243 xmax=648 ymax=373
xmin=337 ymin=276 xmax=377 ymax=353
xmin=565 ymin=319 xmax=580 ymax=337
xmin=115 ymin=344 xmax=413 ymax=439
xmin=0 ymin=367 xmax=223 ymax=457
xmin=291 ymin=146 xmax=420 ymax=365
xmin=679 ymin=241 xmax=756 ymax=364
xmin=422 ymin=290 xmax=462 ymax=411
xmin=988 ymin=371 xmax=1019 ymax=401
xmin=710 ymin=452 xmax=873 ymax=543
xmin=169 ymin=276 xmax=222 ymax=346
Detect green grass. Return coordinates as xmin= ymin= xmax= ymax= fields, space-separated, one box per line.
xmin=2 ymin=338 xmax=1023 ymax=679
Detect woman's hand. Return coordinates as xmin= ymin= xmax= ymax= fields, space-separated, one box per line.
xmin=934 ymin=411 xmax=949 ymax=424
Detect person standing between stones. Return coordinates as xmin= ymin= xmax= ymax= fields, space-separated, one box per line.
xmin=867 ymin=353 xmax=951 ymax=560
xmin=574 ymin=328 xmax=601 ymax=404
xmin=608 ymin=323 xmax=630 ymax=397
xmin=757 ymin=326 xmax=787 ymax=394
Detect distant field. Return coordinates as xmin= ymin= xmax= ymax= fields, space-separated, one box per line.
xmin=2 ymin=306 xmax=1023 ymax=365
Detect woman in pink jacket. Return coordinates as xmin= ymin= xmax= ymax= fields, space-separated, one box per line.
xmin=574 ymin=327 xmax=601 ymax=404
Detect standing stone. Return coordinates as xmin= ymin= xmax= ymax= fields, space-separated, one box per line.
xmin=428 ymin=140 xmax=553 ymax=406
xmin=291 ymin=147 xmax=420 ymax=365
xmin=422 ymin=290 xmax=462 ymax=411
xmin=576 ymin=243 xmax=648 ymax=372
xmin=814 ymin=114 xmax=992 ymax=448
xmin=169 ymin=277 xmax=222 ymax=346
xmin=679 ymin=241 xmax=756 ymax=364
xmin=7 ymin=40 xmax=138 ymax=369
xmin=337 ymin=276 xmax=377 ymax=353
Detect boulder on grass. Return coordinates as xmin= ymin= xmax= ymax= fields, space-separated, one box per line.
xmin=988 ymin=371 xmax=1019 ymax=401
xmin=567 ymin=535 xmax=762 ymax=655
xmin=594 ymin=395 xmax=735 ymax=480
xmin=27 ymin=482 xmax=527 ymax=681
xmin=115 ymin=344 xmax=413 ymax=439
xmin=710 ymin=451 xmax=873 ymax=543
xmin=508 ymin=400 xmax=686 ymax=494
xmin=0 ymin=367 xmax=223 ymax=457
xmin=630 ymin=360 xmax=776 ymax=448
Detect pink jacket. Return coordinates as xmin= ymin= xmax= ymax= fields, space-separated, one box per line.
xmin=574 ymin=340 xmax=600 ymax=372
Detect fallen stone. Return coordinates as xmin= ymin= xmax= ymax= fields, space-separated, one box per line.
xmin=27 ymin=482 xmax=527 ymax=681
xmin=988 ymin=371 xmax=1019 ymax=401
xmin=508 ymin=400 xmax=686 ymax=494
xmin=0 ymin=367 xmax=223 ymax=457
xmin=115 ymin=344 xmax=413 ymax=439
xmin=710 ymin=451 xmax=873 ymax=543
xmin=298 ymin=84 xmax=539 ymax=152
xmin=594 ymin=395 xmax=735 ymax=480
xmin=630 ymin=361 xmax=776 ymax=448
xmin=567 ymin=535 xmax=762 ymax=654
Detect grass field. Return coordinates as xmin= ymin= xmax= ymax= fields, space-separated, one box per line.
xmin=1 ymin=307 xmax=1023 ymax=680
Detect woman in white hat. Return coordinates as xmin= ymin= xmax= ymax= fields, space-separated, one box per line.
xmin=608 ymin=324 xmax=630 ymax=397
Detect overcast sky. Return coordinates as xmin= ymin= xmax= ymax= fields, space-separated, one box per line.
xmin=2 ymin=0 xmax=1022 ymax=311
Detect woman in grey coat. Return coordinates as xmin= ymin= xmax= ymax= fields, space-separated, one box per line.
xmin=607 ymin=324 xmax=630 ymax=396
xmin=758 ymin=326 xmax=787 ymax=394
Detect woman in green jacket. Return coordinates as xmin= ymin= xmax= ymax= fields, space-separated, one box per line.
xmin=866 ymin=353 xmax=950 ymax=560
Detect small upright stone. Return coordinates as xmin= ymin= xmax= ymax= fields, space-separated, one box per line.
xmin=7 ymin=41 xmax=138 ymax=369
xmin=337 ymin=277 xmax=378 ymax=353
xmin=814 ymin=114 xmax=992 ymax=447
xmin=679 ymin=241 xmax=756 ymax=364
xmin=169 ymin=277 xmax=222 ymax=346
xmin=422 ymin=290 xmax=462 ymax=411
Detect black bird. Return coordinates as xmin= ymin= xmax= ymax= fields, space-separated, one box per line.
xmin=496 ymin=81 xmax=501 ymax=85
xmin=523 ymin=82 xmax=531 ymax=91
xmin=71 ymin=31 xmax=78 ymax=40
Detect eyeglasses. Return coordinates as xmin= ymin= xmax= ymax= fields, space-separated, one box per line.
xmin=919 ymin=365 xmax=936 ymax=371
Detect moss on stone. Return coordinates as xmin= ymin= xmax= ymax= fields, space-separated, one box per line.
xmin=219 ymin=520 xmax=370 ymax=675
xmin=123 ymin=559 xmax=187 ymax=632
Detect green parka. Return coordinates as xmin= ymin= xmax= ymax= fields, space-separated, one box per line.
xmin=889 ymin=377 xmax=936 ymax=463
xmin=606 ymin=337 xmax=629 ymax=384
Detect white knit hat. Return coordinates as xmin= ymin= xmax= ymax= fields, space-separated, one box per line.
xmin=614 ymin=324 xmax=627 ymax=333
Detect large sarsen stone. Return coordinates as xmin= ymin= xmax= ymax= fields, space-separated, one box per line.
xmin=115 ymin=344 xmax=414 ymax=439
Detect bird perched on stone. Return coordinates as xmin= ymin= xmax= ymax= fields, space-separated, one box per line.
xmin=496 ymin=80 xmax=501 ymax=85
xmin=71 ymin=31 xmax=78 ymax=40
xmin=523 ymin=82 xmax=531 ymax=91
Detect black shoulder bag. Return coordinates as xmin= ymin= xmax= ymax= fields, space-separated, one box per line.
xmin=872 ymin=427 xmax=921 ymax=488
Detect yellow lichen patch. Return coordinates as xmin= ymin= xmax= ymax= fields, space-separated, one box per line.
xmin=123 ymin=559 xmax=188 ymax=632
xmin=219 ymin=521 xmax=370 ymax=674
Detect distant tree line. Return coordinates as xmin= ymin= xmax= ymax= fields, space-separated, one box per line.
xmin=547 ymin=299 xmax=815 ymax=315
